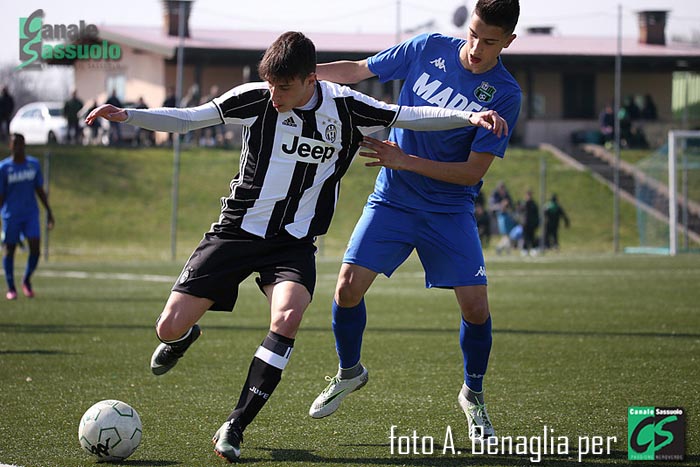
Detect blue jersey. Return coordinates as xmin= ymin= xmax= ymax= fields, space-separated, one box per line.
xmin=367 ymin=33 xmax=521 ymax=213
xmin=0 ymin=156 xmax=44 ymax=220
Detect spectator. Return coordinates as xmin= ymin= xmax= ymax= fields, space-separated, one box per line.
xmin=489 ymin=181 xmax=514 ymax=237
xmin=599 ymin=102 xmax=615 ymax=147
xmin=0 ymin=86 xmax=14 ymax=143
xmin=63 ymin=90 xmax=84 ymax=144
xmin=475 ymin=202 xmax=491 ymax=247
xmin=544 ymin=194 xmax=570 ymax=250
xmin=200 ymin=85 xmax=224 ymax=146
xmin=105 ymin=90 xmax=122 ymax=145
xmin=162 ymin=87 xmax=177 ymax=145
xmin=133 ymin=97 xmax=153 ymax=146
xmin=494 ymin=198 xmax=517 ymax=255
xmin=163 ymin=87 xmax=177 ymax=108
xmin=521 ymin=189 xmax=539 ymax=255
xmin=640 ymin=94 xmax=657 ymax=121
xmin=84 ymin=100 xmax=101 ymax=145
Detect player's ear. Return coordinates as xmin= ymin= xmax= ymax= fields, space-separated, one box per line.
xmin=306 ymin=72 xmax=317 ymax=85
xmin=503 ymin=33 xmax=516 ymax=49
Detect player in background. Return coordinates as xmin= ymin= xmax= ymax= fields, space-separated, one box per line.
xmin=0 ymin=133 xmax=55 ymax=300
xmin=86 ymin=31 xmax=508 ymax=462
xmin=308 ymin=0 xmax=521 ymax=445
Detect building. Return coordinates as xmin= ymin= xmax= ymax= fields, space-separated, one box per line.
xmin=69 ymin=2 xmax=700 ymax=148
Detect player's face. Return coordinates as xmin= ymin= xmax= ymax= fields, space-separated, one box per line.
xmin=267 ymin=73 xmax=317 ymax=113
xmin=463 ymin=13 xmax=516 ymax=74
xmin=9 ymin=135 xmax=24 ymax=155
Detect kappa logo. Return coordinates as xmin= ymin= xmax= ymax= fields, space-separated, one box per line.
xmin=282 ymin=116 xmax=297 ymax=127
xmin=474 ymin=81 xmax=497 ymax=103
xmin=430 ymin=57 xmax=447 ymax=72
xmin=474 ymin=266 xmax=486 ymax=277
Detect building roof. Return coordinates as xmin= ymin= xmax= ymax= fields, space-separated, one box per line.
xmin=97 ymin=24 xmax=700 ymax=65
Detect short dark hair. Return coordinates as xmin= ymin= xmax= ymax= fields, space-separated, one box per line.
xmin=11 ymin=133 xmax=24 ymax=144
xmin=258 ymin=31 xmax=316 ymax=82
xmin=475 ymin=0 xmax=520 ymax=35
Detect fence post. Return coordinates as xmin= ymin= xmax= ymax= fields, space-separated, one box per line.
xmin=43 ymin=150 xmax=51 ymax=262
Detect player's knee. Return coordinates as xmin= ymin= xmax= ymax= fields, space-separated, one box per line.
xmin=155 ymin=314 xmax=177 ymax=342
xmin=271 ymin=307 xmax=304 ymax=337
xmin=334 ymin=281 xmax=363 ymax=308
xmin=460 ymin=302 xmax=490 ymax=325
xmin=154 ymin=309 xmax=191 ymax=342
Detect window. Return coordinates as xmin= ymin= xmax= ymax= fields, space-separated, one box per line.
xmin=562 ymin=73 xmax=595 ymax=118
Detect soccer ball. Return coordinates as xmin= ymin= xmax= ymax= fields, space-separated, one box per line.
xmin=78 ymin=399 xmax=142 ymax=462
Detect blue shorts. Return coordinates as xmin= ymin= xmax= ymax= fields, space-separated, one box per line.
xmin=343 ymin=200 xmax=487 ymax=288
xmin=1 ymin=216 xmax=41 ymax=245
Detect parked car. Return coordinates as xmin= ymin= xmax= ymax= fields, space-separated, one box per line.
xmin=80 ymin=102 xmax=153 ymax=146
xmin=9 ymin=101 xmax=68 ymax=145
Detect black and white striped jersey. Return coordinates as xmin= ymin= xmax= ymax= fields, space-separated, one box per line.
xmin=125 ymin=80 xmax=475 ymax=240
xmin=211 ymin=80 xmax=399 ymax=239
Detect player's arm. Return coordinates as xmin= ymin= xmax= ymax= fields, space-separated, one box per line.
xmin=394 ymin=107 xmax=508 ymax=136
xmin=316 ymin=60 xmax=375 ymax=84
xmin=85 ymin=103 xmax=222 ymax=134
xmin=34 ymin=186 xmax=54 ymax=229
xmin=360 ymin=138 xmax=496 ymax=186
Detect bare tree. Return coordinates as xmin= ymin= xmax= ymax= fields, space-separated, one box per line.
xmin=0 ymin=65 xmax=73 ymax=117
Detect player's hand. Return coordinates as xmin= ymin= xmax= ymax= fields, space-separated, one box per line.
xmin=468 ymin=109 xmax=508 ymax=137
xmin=47 ymin=213 xmax=55 ymax=230
xmin=85 ymin=104 xmax=128 ymax=126
xmin=358 ymin=137 xmax=409 ymax=170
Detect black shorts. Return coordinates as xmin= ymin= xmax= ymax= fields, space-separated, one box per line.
xmin=172 ymin=231 xmax=317 ymax=311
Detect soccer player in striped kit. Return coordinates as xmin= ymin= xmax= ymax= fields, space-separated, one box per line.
xmin=86 ymin=31 xmax=508 ymax=462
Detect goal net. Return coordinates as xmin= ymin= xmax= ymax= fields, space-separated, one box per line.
xmin=630 ymin=130 xmax=700 ymax=255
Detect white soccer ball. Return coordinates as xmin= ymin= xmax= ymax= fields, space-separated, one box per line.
xmin=78 ymin=399 xmax=142 ymax=462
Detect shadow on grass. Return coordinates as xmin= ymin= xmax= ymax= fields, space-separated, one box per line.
xmin=2 ymin=321 xmax=699 ymax=340
xmin=0 ymin=349 xmax=75 ymax=355
xmin=251 ymin=446 xmax=697 ymax=466
xmin=110 ymin=460 xmax=178 ymax=466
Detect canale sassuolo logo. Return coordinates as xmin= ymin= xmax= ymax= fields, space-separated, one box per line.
xmin=18 ymin=9 xmax=121 ymax=70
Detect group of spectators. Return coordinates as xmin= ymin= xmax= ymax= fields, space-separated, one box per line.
xmin=599 ymin=93 xmax=657 ymax=149
xmin=476 ymin=181 xmax=570 ymax=255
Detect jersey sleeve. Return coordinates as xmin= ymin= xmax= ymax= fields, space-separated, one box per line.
xmin=342 ymin=90 xmax=400 ymax=136
xmin=471 ymin=90 xmax=521 ymax=158
xmin=212 ymin=82 xmax=269 ymax=126
xmin=367 ymin=34 xmax=429 ymax=83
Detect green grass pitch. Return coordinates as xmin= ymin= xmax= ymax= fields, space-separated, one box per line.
xmin=1 ymin=254 xmax=698 ymax=466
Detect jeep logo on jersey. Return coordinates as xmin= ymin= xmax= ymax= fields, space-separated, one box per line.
xmin=280 ymin=134 xmax=336 ymax=163
xmin=475 ymin=81 xmax=496 ymax=103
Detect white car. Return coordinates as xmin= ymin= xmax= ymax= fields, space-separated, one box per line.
xmin=9 ymin=101 xmax=68 ymax=145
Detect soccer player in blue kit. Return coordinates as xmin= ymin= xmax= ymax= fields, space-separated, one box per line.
xmin=309 ymin=0 xmax=521 ymax=444
xmin=0 ymin=133 xmax=55 ymax=300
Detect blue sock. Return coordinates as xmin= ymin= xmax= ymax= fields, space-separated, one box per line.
xmin=460 ymin=316 xmax=492 ymax=393
xmin=332 ymin=298 xmax=367 ymax=369
xmin=3 ymin=255 xmax=15 ymax=290
xmin=24 ymin=254 xmax=40 ymax=284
